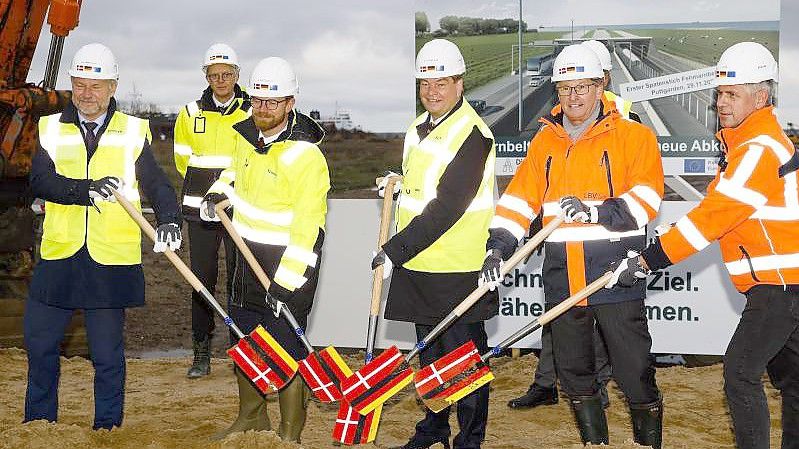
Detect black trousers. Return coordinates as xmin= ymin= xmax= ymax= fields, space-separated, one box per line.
xmin=724 ymin=285 xmax=799 ymax=449
xmin=532 ymin=322 xmax=611 ymax=390
xmin=550 ymin=299 xmax=659 ymax=406
xmin=413 ymin=322 xmax=490 ymax=449
xmin=187 ymin=220 xmax=234 ymax=339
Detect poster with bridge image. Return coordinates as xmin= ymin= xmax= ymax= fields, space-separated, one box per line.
xmin=413 ymin=0 xmax=780 ymax=177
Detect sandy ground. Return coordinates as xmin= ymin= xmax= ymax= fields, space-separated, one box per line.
xmin=0 ymin=347 xmax=786 ymax=449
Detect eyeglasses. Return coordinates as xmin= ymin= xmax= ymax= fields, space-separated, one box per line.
xmin=206 ymin=72 xmax=235 ymax=82
xmin=251 ymin=97 xmax=289 ymax=110
xmin=556 ymin=83 xmax=596 ymax=96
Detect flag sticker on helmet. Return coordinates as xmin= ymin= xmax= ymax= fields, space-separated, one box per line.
xmin=419 ymin=65 xmax=445 ymax=73
xmin=558 ymin=66 xmax=585 ymax=74
xmin=253 ymin=83 xmax=279 ymax=90
xmin=209 ymin=54 xmax=230 ymax=60
xmin=76 ymin=65 xmax=101 ymax=73
xmin=716 ymin=71 xmax=736 ymax=78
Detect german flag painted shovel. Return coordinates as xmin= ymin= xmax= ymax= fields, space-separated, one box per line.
xmin=113 ymin=190 xmax=294 ymax=394
xmin=341 ymin=214 xmax=566 ymax=415
xmin=216 ymin=201 xmax=350 ymax=403
xmin=416 ymin=271 xmax=614 ymax=413
xmin=331 ymin=176 xmax=398 ymax=445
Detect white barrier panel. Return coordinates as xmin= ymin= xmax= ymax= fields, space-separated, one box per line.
xmin=306 ymin=200 xmax=745 ymax=355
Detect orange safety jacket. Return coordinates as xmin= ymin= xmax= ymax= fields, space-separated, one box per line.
xmin=643 ymin=106 xmax=799 ymax=293
xmin=491 ymin=96 xmax=664 ymax=305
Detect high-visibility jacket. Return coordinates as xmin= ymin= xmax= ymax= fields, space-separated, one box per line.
xmin=491 ymin=96 xmax=664 ymax=305
xmin=38 ymin=111 xmax=149 ymax=265
xmin=395 ymin=100 xmax=496 ymax=273
xmin=174 ymin=85 xmax=250 ymax=219
xmin=604 ymin=90 xmax=633 ymax=120
xmin=646 ymin=106 xmax=799 ymax=293
xmin=208 ymin=110 xmax=329 ymax=293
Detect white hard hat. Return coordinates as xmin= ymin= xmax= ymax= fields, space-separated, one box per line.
xmin=551 ymin=44 xmax=604 ymax=82
xmin=582 ymin=40 xmax=612 ymax=71
xmin=415 ymin=39 xmax=466 ymax=79
xmin=715 ymin=42 xmax=778 ymax=86
xmin=203 ymin=43 xmax=239 ymax=71
xmin=249 ymin=57 xmax=298 ymax=98
xmin=68 ymin=43 xmax=118 ymax=80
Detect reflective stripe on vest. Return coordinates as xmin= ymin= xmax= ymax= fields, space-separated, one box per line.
xmin=39 ymin=112 xmax=146 ymax=265
xmin=396 ymin=102 xmax=495 ymax=273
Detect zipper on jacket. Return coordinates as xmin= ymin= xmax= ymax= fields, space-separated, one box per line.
xmin=543 ymin=156 xmax=553 ymax=197
xmin=601 ymin=150 xmax=614 ymax=196
xmin=739 ymin=245 xmax=761 ymax=282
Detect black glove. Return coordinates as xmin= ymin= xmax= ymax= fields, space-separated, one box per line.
xmin=266 ymin=282 xmax=293 ymax=315
xmin=371 ymin=249 xmax=394 ymax=280
xmin=606 ymin=250 xmax=649 ymax=289
xmin=479 ymin=249 xmax=503 ymax=291
xmin=88 ymin=176 xmax=122 ymax=202
xmin=200 ymin=192 xmax=228 ymax=222
xmin=559 ymin=196 xmax=596 ymax=224
xmin=154 ymin=222 xmax=182 ymax=253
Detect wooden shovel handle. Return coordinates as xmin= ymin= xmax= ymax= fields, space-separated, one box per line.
xmin=215 ymin=200 xmax=272 ymax=290
xmin=370 ymin=176 xmax=401 ymax=314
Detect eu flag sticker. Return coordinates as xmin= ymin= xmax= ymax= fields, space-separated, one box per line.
xmin=684 ymin=159 xmax=705 ymax=174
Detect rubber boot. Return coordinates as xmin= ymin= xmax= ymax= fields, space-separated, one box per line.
xmin=278 ymin=375 xmax=309 ymax=442
xmin=570 ymin=394 xmax=609 ymax=445
xmin=630 ymin=397 xmax=663 ymax=449
xmin=211 ymin=368 xmax=271 ymax=440
xmin=187 ymin=334 xmax=211 ymax=379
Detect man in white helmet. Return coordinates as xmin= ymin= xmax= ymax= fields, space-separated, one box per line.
xmin=202 ymin=57 xmax=328 ymax=443
xmin=25 ymin=43 xmax=181 ymax=429
xmin=371 ymin=38 xmax=497 ymax=449
xmin=173 ymin=43 xmax=250 ymax=379
xmin=609 ymin=42 xmax=798 ymax=449
xmin=484 ymin=44 xmax=664 ymax=447
xmin=581 ymin=40 xmax=639 ymax=121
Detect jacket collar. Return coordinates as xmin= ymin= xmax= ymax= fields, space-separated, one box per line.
xmin=198 ymin=84 xmax=250 ymax=114
xmin=716 ymin=106 xmax=783 ymax=154
xmin=233 ymin=109 xmax=325 ymax=154
xmin=416 ymin=96 xmax=465 ymax=140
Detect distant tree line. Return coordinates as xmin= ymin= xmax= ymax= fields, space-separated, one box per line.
xmin=415 ymin=12 xmax=529 ymax=36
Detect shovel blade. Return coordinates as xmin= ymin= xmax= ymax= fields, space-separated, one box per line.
xmin=227 ymin=324 xmax=298 ymax=394
xmin=298 ymin=346 xmax=351 ymax=402
xmin=340 ymin=345 xmax=414 ymax=415
xmin=332 ymin=401 xmax=382 ymax=445
xmin=414 ymin=340 xmax=495 ymax=413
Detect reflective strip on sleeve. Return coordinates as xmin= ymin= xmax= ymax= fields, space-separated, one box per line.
xmin=183 ymin=195 xmax=203 ymax=208
xmin=274 ymin=266 xmax=308 ymax=290
xmin=620 ymin=193 xmax=649 ymax=228
xmin=234 ymin=221 xmax=291 ymax=246
xmin=284 ymin=246 xmax=319 ymax=268
xmin=675 ymin=217 xmax=710 ymax=251
xmin=726 ymin=252 xmax=799 ymax=276
xmin=490 ymin=215 xmax=526 ymax=241
xmin=465 ymin=189 xmax=495 ymax=212
xmin=174 ymin=143 xmax=193 ymax=156
xmin=497 ymin=194 xmax=534 ymax=220
xmin=545 ymin=226 xmax=645 ymax=242
xmin=188 ymin=154 xmax=233 ymax=168
xmin=631 ymin=185 xmax=662 ymax=211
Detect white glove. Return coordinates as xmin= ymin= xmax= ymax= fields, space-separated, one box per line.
xmin=377 ymin=172 xmax=402 ymax=199
xmin=559 ymin=196 xmax=597 ymax=224
xmin=199 ymin=193 xmax=226 ymax=222
xmin=154 ymin=223 xmax=182 ymax=253
xmin=479 ymin=249 xmax=504 ymax=291
xmin=89 ymin=176 xmax=123 ymax=203
xmin=371 ymin=250 xmax=393 ymax=279
xmin=605 ymin=250 xmax=649 ymax=289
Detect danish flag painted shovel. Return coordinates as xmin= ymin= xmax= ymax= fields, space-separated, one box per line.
xmin=216 ymin=201 xmax=350 ymax=403
xmin=331 ymin=176 xmax=398 ymax=445
xmin=113 ymin=190 xmax=291 ymax=394
xmin=416 ymin=271 xmax=614 ymax=413
xmin=341 ymin=214 xmax=566 ymax=415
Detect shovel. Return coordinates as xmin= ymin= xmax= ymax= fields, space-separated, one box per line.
xmin=112 ymin=190 xmax=294 ymax=394
xmin=331 ymin=176 xmax=398 ymax=445
xmin=215 ymin=200 xmax=351 ymax=403
xmin=341 ymin=214 xmax=566 ymax=415
xmin=415 ymin=271 xmax=614 ymax=413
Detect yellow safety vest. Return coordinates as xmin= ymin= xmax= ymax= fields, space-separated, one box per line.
xmin=209 ymin=125 xmax=329 ymax=292
xmin=604 ymin=90 xmax=633 ymax=119
xmin=38 ymin=111 xmax=149 ymax=265
xmin=397 ymin=100 xmax=496 ymax=273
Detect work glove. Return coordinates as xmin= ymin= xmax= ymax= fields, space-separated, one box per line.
xmin=266 ymin=282 xmax=293 ymax=317
xmin=371 ymin=249 xmax=393 ymax=279
xmin=605 ymin=250 xmax=649 ymax=289
xmin=154 ymin=222 xmax=182 ymax=253
xmin=479 ymin=249 xmax=504 ymax=291
xmin=199 ymin=192 xmax=228 ymax=222
xmin=88 ymin=176 xmax=123 ymax=203
xmin=559 ymin=196 xmax=597 ymax=224
xmin=377 ymin=171 xmax=402 ymax=199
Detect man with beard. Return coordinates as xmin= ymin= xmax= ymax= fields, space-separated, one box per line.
xmin=173 ymin=43 xmax=250 ymax=379
xmin=201 ymin=57 xmax=328 ymax=443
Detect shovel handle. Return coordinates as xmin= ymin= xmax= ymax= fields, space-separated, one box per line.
xmin=481 ymin=271 xmax=613 ymax=361
xmin=406 ymin=214 xmax=565 ymax=361
xmin=111 ymin=189 xmax=244 ymax=339
xmin=215 ymin=201 xmax=316 ymax=354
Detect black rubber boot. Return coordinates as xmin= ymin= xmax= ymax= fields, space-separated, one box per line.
xmin=630 ymin=397 xmax=663 ymax=449
xmin=211 ymin=368 xmax=271 ymax=440
xmin=187 ymin=334 xmax=211 ymax=379
xmin=278 ymin=375 xmax=309 ymax=442
xmin=570 ymin=394 xmax=609 ymax=445
xmin=507 ymin=383 xmax=559 ymax=409
xmin=389 ymin=435 xmax=451 ymax=449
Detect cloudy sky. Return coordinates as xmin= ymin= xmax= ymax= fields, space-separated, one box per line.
xmin=27 ymin=1 xmax=798 ymax=131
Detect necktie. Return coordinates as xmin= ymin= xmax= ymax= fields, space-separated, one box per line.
xmin=83 ymin=121 xmax=98 ymax=150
